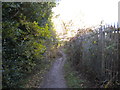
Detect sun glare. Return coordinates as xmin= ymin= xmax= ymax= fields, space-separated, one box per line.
xmin=52 ymin=0 xmax=119 ymax=40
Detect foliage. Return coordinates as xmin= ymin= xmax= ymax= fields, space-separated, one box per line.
xmin=2 ymin=2 xmax=57 ymax=88
xmin=64 ymin=60 xmax=84 ymax=88
xmin=65 ymin=26 xmax=120 ymax=88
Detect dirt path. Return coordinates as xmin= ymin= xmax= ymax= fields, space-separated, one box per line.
xmin=40 ymin=50 xmax=67 ymax=88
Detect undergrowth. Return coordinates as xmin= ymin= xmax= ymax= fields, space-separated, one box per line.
xmin=64 ymin=58 xmax=89 ymax=88
xmin=23 ymin=47 xmax=60 ymax=88
xmin=23 ymin=59 xmax=53 ymax=88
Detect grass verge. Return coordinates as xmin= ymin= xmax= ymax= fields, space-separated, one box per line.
xmin=64 ymin=61 xmax=84 ymax=88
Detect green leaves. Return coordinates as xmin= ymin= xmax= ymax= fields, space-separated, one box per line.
xmin=93 ymin=41 xmax=97 ymax=44
xmin=2 ymin=2 xmax=57 ymax=88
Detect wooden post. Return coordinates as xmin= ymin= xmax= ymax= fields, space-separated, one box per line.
xmin=118 ymin=28 xmax=120 ymax=82
xmin=99 ymin=25 xmax=105 ymax=79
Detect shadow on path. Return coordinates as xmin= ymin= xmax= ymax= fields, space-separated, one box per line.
xmin=40 ymin=49 xmax=67 ymax=88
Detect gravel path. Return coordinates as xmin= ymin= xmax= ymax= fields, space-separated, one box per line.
xmin=40 ymin=50 xmax=67 ymax=88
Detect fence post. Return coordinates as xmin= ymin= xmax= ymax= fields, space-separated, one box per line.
xmin=99 ymin=25 xmax=105 ymax=80
xmin=118 ymin=28 xmax=120 ymax=82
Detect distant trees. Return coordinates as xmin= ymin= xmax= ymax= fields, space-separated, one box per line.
xmin=2 ymin=2 xmax=57 ymax=88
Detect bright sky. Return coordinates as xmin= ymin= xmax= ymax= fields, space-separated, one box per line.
xmin=52 ymin=0 xmax=119 ymax=38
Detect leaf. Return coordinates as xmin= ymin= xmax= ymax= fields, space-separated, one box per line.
xmin=93 ymin=41 xmax=97 ymax=44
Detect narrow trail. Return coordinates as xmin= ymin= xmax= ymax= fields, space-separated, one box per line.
xmin=40 ymin=49 xmax=67 ymax=88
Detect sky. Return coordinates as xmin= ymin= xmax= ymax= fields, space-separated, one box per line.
xmin=52 ymin=0 xmax=120 ymax=37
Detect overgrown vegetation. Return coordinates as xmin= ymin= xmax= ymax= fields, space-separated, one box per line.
xmin=2 ymin=2 xmax=120 ymax=88
xmin=65 ymin=26 xmax=120 ymax=88
xmin=2 ymin=2 xmax=58 ymax=88
xmin=64 ymin=59 xmax=86 ymax=88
